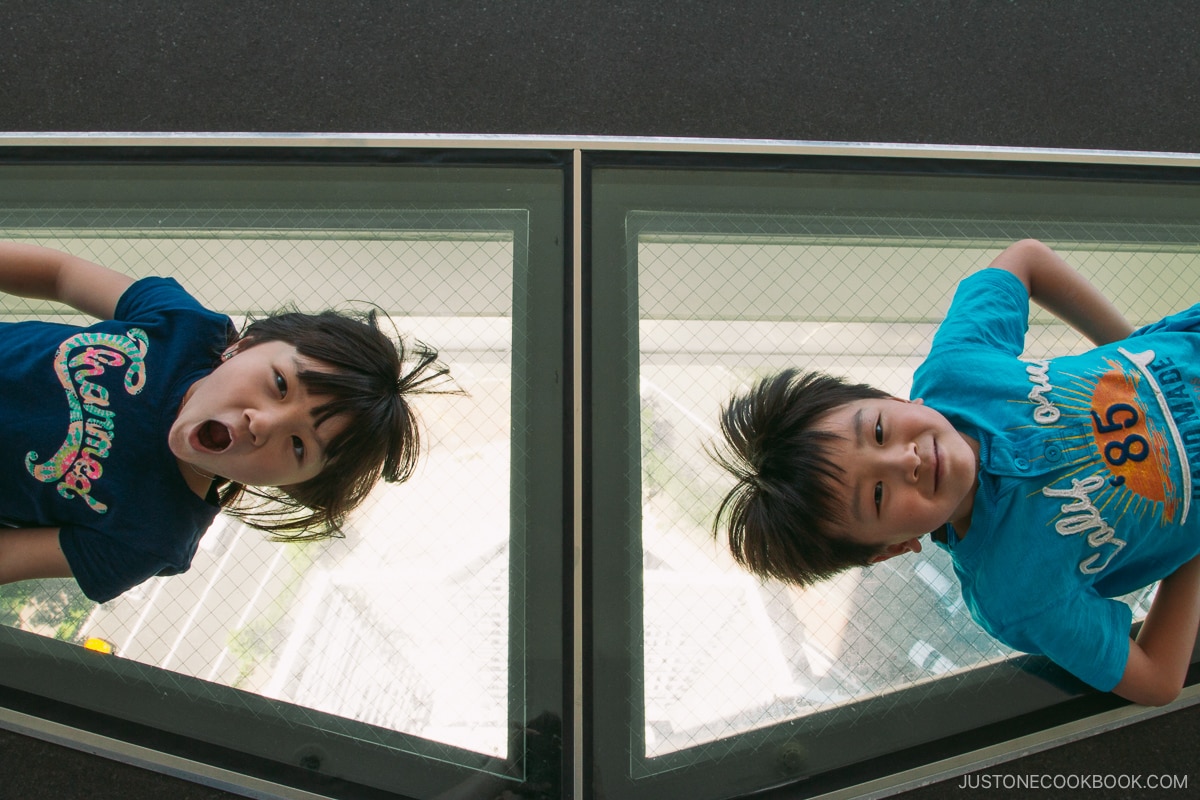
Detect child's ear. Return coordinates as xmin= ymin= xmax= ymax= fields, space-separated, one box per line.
xmin=221 ymin=344 xmax=240 ymax=361
xmin=869 ymin=537 xmax=923 ymax=564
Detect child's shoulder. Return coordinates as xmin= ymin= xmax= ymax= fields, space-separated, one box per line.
xmin=115 ymin=276 xmax=225 ymax=324
xmin=116 ymin=275 xmax=192 ymax=307
xmin=924 ymin=268 xmax=1030 ymax=355
xmin=109 ymin=278 xmax=235 ymax=357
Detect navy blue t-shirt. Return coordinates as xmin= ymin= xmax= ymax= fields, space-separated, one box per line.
xmin=1 ymin=277 xmax=233 ymax=602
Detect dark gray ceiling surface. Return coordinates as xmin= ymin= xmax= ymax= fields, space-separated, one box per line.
xmin=0 ymin=2 xmax=1197 ymax=799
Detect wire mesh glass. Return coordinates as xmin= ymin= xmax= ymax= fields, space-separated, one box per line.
xmin=632 ymin=212 xmax=1196 ymax=761
xmin=0 ymin=211 xmax=521 ymax=763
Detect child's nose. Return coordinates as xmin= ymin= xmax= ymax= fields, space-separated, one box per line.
xmin=244 ymin=409 xmax=264 ymax=445
xmin=246 ymin=407 xmax=283 ymax=445
xmin=892 ymin=444 xmax=920 ymax=483
xmin=246 ymin=406 xmax=303 ymax=445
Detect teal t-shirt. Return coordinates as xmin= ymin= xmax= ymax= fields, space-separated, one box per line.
xmin=912 ymin=268 xmax=1200 ymax=691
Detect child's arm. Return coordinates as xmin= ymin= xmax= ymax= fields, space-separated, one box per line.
xmin=1112 ymin=554 xmax=1200 ymax=705
xmin=0 ymin=242 xmax=134 ymax=320
xmin=0 ymin=528 xmax=74 ymax=585
xmin=989 ymin=239 xmax=1134 ymax=346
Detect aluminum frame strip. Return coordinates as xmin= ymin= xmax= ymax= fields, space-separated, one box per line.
xmin=811 ymin=685 xmax=1200 ymax=800
xmin=1 ymin=132 xmax=1200 ymax=167
xmin=0 ymin=705 xmax=333 ymax=800
xmin=2 ymin=136 xmax=1199 ymax=799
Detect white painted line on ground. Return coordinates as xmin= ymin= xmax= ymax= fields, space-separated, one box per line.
xmin=263 ymin=568 xmax=330 ymax=699
xmin=119 ymin=577 xmax=170 ymax=656
xmin=160 ymin=525 xmax=245 ymax=671
xmin=640 ymin=376 xmax=719 ymax=436
xmin=205 ymin=544 xmax=287 ymax=683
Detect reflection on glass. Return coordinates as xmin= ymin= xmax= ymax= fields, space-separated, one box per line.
xmin=636 ymin=225 xmax=1179 ymax=757
xmin=0 ymin=228 xmax=516 ymax=759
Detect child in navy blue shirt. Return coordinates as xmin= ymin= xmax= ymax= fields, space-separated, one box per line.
xmin=714 ymin=239 xmax=1200 ymax=706
xmin=0 ymin=242 xmax=446 ymax=602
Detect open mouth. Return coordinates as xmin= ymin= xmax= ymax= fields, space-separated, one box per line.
xmin=197 ymin=420 xmax=232 ymax=452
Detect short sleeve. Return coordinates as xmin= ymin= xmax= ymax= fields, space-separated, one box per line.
xmin=1004 ymin=593 xmax=1133 ymax=692
xmin=114 ymin=277 xmax=233 ymax=336
xmin=927 ymin=269 xmax=1030 ymax=358
xmin=59 ymin=525 xmax=177 ymax=604
xmin=1129 ymin=300 xmax=1200 ymax=338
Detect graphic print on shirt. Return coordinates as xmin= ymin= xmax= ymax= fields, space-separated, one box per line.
xmin=24 ymin=328 xmax=149 ymax=514
xmin=1021 ymin=347 xmax=1200 ymax=574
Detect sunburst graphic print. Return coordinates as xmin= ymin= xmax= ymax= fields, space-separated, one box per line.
xmin=1043 ymin=358 xmax=1180 ymax=528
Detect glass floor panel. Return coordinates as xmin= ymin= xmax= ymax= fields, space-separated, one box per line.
xmin=0 ymin=159 xmax=567 ymax=798
xmin=636 ymin=235 xmax=1182 ymax=756
xmin=590 ymin=163 xmax=1200 ymax=799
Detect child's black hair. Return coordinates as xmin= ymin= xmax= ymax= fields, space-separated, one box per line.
xmin=216 ymin=308 xmax=450 ymax=540
xmin=712 ymin=369 xmax=891 ymax=586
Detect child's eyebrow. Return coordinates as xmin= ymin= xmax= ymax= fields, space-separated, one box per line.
xmin=848 ymin=407 xmax=867 ymax=524
xmin=309 ymin=420 xmax=334 ymax=462
xmin=292 ymin=356 xmax=335 ymax=460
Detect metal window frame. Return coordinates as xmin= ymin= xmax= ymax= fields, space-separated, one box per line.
xmin=0 ymin=141 xmax=571 ymax=800
xmin=0 ymin=133 xmax=1197 ymax=800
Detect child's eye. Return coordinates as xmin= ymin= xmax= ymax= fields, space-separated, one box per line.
xmin=875 ymin=415 xmax=884 ymax=445
xmin=291 ymin=435 xmax=305 ymax=461
xmin=874 ymin=482 xmax=883 ymax=513
xmin=275 ymin=370 xmax=288 ymax=398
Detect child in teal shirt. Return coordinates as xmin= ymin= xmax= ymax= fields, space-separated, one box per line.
xmin=714 ymin=239 xmax=1200 ymax=706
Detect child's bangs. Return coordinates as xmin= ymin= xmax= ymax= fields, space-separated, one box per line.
xmin=293 ymin=365 xmax=389 ymax=460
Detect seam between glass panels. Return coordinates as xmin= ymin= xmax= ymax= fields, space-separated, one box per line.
xmin=573 ymin=149 xmax=585 ymax=800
